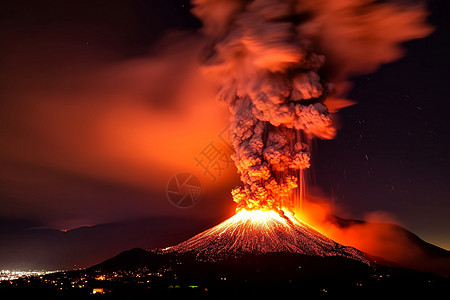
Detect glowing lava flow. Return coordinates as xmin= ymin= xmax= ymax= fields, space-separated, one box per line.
xmin=163 ymin=209 xmax=369 ymax=264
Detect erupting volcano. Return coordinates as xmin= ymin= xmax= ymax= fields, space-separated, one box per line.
xmin=164 ymin=0 xmax=431 ymax=262
xmin=163 ymin=209 xmax=369 ymax=264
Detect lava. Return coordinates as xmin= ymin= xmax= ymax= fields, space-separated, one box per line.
xmin=163 ymin=209 xmax=369 ymax=264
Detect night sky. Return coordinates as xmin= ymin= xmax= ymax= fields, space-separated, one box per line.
xmin=315 ymin=0 xmax=450 ymax=248
xmin=0 ymin=0 xmax=449 ymax=269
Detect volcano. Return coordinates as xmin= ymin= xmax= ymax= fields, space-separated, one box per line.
xmin=163 ymin=209 xmax=370 ymax=265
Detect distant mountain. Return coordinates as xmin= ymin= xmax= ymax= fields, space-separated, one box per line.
xmin=90 ymin=248 xmax=165 ymax=270
xmin=327 ymin=216 xmax=450 ymax=276
xmin=338 ymin=216 xmax=449 ymax=255
xmin=0 ymin=215 xmax=219 ymax=270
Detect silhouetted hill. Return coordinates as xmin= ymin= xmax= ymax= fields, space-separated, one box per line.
xmin=91 ymin=248 xmax=165 ymax=270
xmin=329 ymin=215 xmax=450 ymax=276
xmin=0 ymin=215 xmax=219 ymax=270
xmin=334 ymin=216 xmax=450 ymax=257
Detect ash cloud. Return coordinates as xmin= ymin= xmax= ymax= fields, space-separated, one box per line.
xmin=193 ymin=0 xmax=432 ymax=212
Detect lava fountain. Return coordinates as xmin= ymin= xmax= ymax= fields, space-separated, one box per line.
xmin=164 ymin=0 xmax=431 ymax=260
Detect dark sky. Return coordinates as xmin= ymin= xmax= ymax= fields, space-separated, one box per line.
xmin=314 ymin=0 xmax=450 ymax=248
xmin=0 ymin=0 xmax=449 ymax=253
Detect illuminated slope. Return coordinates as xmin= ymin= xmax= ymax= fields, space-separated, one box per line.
xmin=163 ymin=210 xmax=369 ymax=264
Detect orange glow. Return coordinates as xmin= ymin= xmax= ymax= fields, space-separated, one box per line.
xmin=293 ymin=196 xmax=450 ymax=276
xmin=164 ymin=207 xmax=369 ymax=263
xmin=95 ymin=275 xmax=105 ymax=281
xmin=0 ymin=36 xmax=233 ymax=192
xmin=233 ymin=209 xmax=299 ymax=226
xmin=92 ymin=288 xmax=104 ymax=294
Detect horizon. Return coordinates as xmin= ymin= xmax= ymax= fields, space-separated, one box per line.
xmin=0 ymin=0 xmax=449 ymax=277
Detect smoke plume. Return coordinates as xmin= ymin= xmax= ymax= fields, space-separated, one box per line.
xmin=193 ymin=0 xmax=432 ymax=213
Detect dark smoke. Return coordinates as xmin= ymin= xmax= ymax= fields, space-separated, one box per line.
xmin=192 ymin=0 xmax=432 ymax=212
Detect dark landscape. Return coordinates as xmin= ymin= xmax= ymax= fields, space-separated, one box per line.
xmin=2 ymin=249 xmax=450 ymax=299
xmin=1 ymin=213 xmax=449 ymax=275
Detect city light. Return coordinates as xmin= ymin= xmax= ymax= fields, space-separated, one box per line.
xmin=0 ymin=270 xmax=61 ymax=281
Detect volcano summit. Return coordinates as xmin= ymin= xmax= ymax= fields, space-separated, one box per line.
xmin=163 ymin=209 xmax=369 ymax=264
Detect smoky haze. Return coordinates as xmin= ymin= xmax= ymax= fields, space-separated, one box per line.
xmin=0 ymin=1 xmax=236 ymax=228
